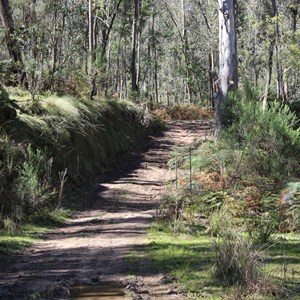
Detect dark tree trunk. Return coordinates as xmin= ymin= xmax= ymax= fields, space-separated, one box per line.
xmin=0 ymin=0 xmax=27 ymax=87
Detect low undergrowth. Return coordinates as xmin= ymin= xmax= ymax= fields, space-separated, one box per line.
xmin=149 ymin=88 xmax=300 ymax=299
xmin=148 ymin=222 xmax=300 ymax=299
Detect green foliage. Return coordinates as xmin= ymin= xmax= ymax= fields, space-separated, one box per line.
xmin=198 ymin=191 xmax=230 ymax=214
xmin=245 ymin=193 xmax=281 ymax=244
xmin=16 ymin=146 xmax=56 ymax=216
xmin=187 ymin=141 xmax=220 ymax=173
xmin=147 ymin=220 xmax=296 ymax=299
xmin=222 ymin=90 xmax=300 ymax=181
xmin=247 ymin=213 xmax=279 ymax=245
xmin=208 ymin=206 xmax=234 ymax=237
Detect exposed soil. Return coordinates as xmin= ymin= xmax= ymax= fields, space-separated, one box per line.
xmin=0 ymin=120 xmax=213 ymax=300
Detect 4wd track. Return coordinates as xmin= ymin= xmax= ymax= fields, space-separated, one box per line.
xmin=0 ymin=121 xmax=212 ymax=300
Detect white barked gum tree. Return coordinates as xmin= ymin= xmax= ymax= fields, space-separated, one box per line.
xmin=216 ymin=0 xmax=238 ymax=134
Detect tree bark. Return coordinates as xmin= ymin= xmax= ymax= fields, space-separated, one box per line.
xmin=216 ymin=0 xmax=238 ymax=133
xmin=0 ymin=0 xmax=27 ymax=87
xmin=151 ymin=2 xmax=159 ymax=103
xmin=262 ymin=41 xmax=274 ymax=111
xmin=182 ymin=0 xmax=191 ymax=103
xmin=209 ymin=49 xmax=217 ymax=109
xmin=88 ymin=0 xmax=96 ymax=99
xmin=272 ymin=0 xmax=284 ymax=102
xmin=131 ymin=0 xmax=139 ymax=93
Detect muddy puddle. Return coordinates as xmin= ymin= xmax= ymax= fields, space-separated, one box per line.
xmin=69 ymin=282 xmax=125 ymax=300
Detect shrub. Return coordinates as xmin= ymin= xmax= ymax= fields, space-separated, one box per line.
xmin=246 ymin=213 xmax=278 ymax=245
xmin=211 ymin=226 xmax=287 ymax=297
xmin=198 ymin=191 xmax=231 ymax=214
xmin=16 ymin=146 xmax=56 ymax=219
xmin=222 ymin=91 xmax=300 ymax=181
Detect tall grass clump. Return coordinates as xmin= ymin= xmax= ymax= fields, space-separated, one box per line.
xmin=211 ymin=227 xmax=285 ymax=297
xmin=212 ymin=229 xmax=262 ymax=287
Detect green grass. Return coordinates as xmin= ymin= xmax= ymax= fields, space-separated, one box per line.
xmin=147 ymin=222 xmax=300 ymax=299
xmin=0 ymin=208 xmax=72 ymax=267
xmin=265 ymin=234 xmax=300 ymax=296
xmin=148 ymin=222 xmax=223 ymax=299
xmin=0 ymin=233 xmax=39 ymax=267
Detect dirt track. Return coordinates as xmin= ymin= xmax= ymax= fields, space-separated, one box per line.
xmin=0 ymin=121 xmax=212 ymax=300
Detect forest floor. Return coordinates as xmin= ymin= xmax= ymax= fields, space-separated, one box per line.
xmin=0 ymin=120 xmax=212 ymax=300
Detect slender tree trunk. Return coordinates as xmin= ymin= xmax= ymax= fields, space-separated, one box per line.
xmin=0 ymin=0 xmax=27 ymax=87
xmin=209 ymin=49 xmax=217 ymax=109
xmin=151 ymin=3 xmax=159 ymax=103
xmin=131 ymin=0 xmax=139 ymax=93
xmin=262 ymin=41 xmax=274 ymax=111
xmin=216 ymin=0 xmax=238 ymax=133
xmin=272 ymin=0 xmax=284 ymax=102
xmin=88 ymin=0 xmax=96 ymax=99
xmin=262 ymin=0 xmax=283 ymax=109
xmin=51 ymin=4 xmax=59 ymax=90
xmin=182 ymin=0 xmax=191 ymax=103
xmin=290 ymin=0 xmax=298 ymax=33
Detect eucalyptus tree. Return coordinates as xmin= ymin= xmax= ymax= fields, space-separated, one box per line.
xmin=216 ymin=0 xmax=238 ymax=132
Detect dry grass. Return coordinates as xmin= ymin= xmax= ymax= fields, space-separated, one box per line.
xmin=152 ymin=104 xmax=213 ymax=121
xmin=193 ymin=172 xmax=227 ymax=191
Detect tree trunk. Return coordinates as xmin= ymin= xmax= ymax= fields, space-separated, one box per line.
xmin=272 ymin=0 xmax=284 ymax=102
xmin=88 ymin=0 xmax=96 ymax=99
xmin=131 ymin=0 xmax=139 ymax=93
xmin=209 ymin=49 xmax=217 ymax=109
xmin=0 ymin=0 xmax=27 ymax=87
xmin=262 ymin=0 xmax=283 ymax=109
xmin=182 ymin=0 xmax=191 ymax=103
xmin=151 ymin=2 xmax=159 ymax=103
xmin=216 ymin=0 xmax=238 ymax=133
xmin=262 ymin=41 xmax=274 ymax=111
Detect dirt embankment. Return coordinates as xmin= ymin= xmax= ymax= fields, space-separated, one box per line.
xmin=0 ymin=120 xmax=212 ymax=300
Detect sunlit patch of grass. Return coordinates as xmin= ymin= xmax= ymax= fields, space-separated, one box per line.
xmin=0 ymin=235 xmax=38 ymax=267
xmin=42 ymin=96 xmax=81 ymax=119
xmin=0 ymin=209 xmax=72 ymax=267
xmin=18 ymin=113 xmax=48 ymax=130
xmin=263 ymin=233 xmax=300 ymax=297
xmin=0 ymin=235 xmax=37 ymax=255
xmin=148 ymin=222 xmax=224 ymax=298
xmin=29 ymin=208 xmax=72 ymax=228
xmin=147 ymin=222 xmax=300 ymax=299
